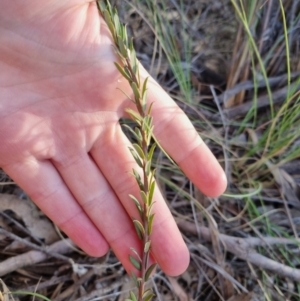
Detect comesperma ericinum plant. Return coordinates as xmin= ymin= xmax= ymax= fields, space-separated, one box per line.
xmin=97 ymin=1 xmax=157 ymax=300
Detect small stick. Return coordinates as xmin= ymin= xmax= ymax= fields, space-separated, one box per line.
xmin=0 ymin=211 xmax=44 ymax=245
xmin=0 ymin=228 xmax=71 ymax=262
xmin=0 ymin=238 xmax=74 ymax=276
xmin=178 ymin=220 xmax=300 ymax=282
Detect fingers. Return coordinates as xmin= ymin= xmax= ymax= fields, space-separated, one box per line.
xmin=3 ymin=158 xmax=109 ymax=257
xmin=51 ymin=148 xmax=144 ymax=274
xmin=90 ymin=124 xmax=190 ymax=276
xmin=141 ymin=77 xmax=227 ymax=197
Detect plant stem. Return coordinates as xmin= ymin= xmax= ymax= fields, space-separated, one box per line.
xmin=139 ymin=146 xmax=149 ymax=301
xmin=97 ymin=2 xmax=157 ymax=300
xmin=125 ymin=52 xmax=153 ymax=300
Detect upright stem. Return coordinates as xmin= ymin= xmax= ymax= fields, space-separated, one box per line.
xmin=138 ymin=136 xmax=149 ymax=301
xmin=98 ymin=2 xmax=157 ymax=300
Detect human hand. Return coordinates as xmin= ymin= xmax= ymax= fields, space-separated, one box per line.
xmin=0 ymin=0 xmax=226 ymax=276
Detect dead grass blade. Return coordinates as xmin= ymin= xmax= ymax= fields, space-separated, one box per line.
xmin=0 ymin=279 xmax=15 ymax=301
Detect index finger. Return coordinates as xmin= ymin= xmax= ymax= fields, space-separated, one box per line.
xmin=144 ymin=78 xmax=227 ymax=197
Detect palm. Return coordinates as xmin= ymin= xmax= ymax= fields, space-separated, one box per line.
xmin=1 ymin=0 xmax=126 ymax=145
xmin=0 ymin=1 xmax=226 ymax=276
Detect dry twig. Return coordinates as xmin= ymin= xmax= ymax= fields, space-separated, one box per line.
xmin=178 ymin=220 xmax=300 ymax=282
xmin=0 ymin=238 xmax=74 ymax=276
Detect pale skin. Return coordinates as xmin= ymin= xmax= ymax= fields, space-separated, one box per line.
xmin=0 ymin=0 xmax=227 ymax=276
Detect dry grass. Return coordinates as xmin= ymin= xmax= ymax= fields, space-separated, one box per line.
xmin=1 ymin=0 xmax=300 ymax=300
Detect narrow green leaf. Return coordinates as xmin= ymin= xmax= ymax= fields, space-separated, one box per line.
xmin=147 ymin=116 xmax=153 ymax=129
xmin=114 ymin=62 xmax=131 ymax=81
xmin=141 ymin=77 xmax=149 ymax=107
xmin=145 ymin=160 xmax=151 ymax=177
xmin=131 ymin=272 xmax=140 ymax=288
xmin=142 ymin=77 xmax=149 ymax=96
xmin=143 ymin=289 xmax=152 ymax=298
xmin=117 ymin=88 xmax=135 ymax=104
xmin=148 ymin=180 xmax=155 ymax=206
xmin=129 ymin=255 xmax=141 ymax=270
xmin=125 ymin=108 xmax=142 ymax=123
xmin=143 ymin=289 xmax=155 ymax=301
xmin=132 ymin=54 xmax=138 ymax=75
xmin=142 ymin=89 xmax=148 ymax=110
xmin=129 ymin=37 xmax=134 ymax=52
xmin=134 ymin=127 xmax=142 ymax=142
xmin=147 ymin=125 xmax=154 ymax=145
xmin=152 ymin=134 xmax=176 ymax=165
xmin=120 ymin=23 xmax=125 ymax=39
xmin=124 ymin=66 xmax=131 ymax=77
xmin=134 ymin=205 xmax=143 ymax=221
xmin=141 ymin=116 xmax=148 ymax=131
xmin=133 ymin=219 xmax=145 ymax=240
xmin=143 ymin=293 xmax=155 ymax=301
xmin=112 ymin=45 xmax=123 ymax=59
xmin=148 ymin=213 xmax=155 ymax=235
xmin=123 ymin=24 xmax=128 ymax=48
xmin=113 ymin=12 xmax=120 ymax=34
xmin=106 ymin=0 xmax=113 ymax=14
xmin=143 ymin=116 xmax=153 ymax=135
xmin=97 ymin=1 xmax=106 ymax=13
xmin=130 ymin=291 xmax=137 ymax=301
xmin=103 ymin=9 xmax=112 ymax=24
xmin=147 ymin=101 xmax=154 ymax=115
xmin=130 ymin=247 xmax=142 ymax=262
xmin=148 ymin=168 xmax=156 ymax=187
xmin=131 ymin=81 xmax=140 ymax=100
xmin=129 ymin=194 xmax=141 ymax=211
xmin=133 ymin=143 xmax=144 ymax=159
xmin=117 ymin=35 xmax=128 ymax=58
xmin=130 ymin=45 xmax=136 ymax=63
xmin=144 ymin=240 xmax=151 ymax=253
xmin=145 ymin=263 xmax=157 ymax=282
xmin=11 ymin=291 xmax=52 ymax=301
xmin=104 ymin=16 xmax=116 ymax=37
xmin=135 ymin=207 xmax=143 ymax=217
xmin=147 ymin=143 xmax=156 ymax=162
xmin=140 ymin=190 xmax=147 ymax=204
xmin=129 ymin=147 xmax=143 ymax=168
xmin=147 ymin=202 xmax=155 ymax=217
xmin=132 ymin=169 xmax=143 ymax=189
xmin=136 ymin=62 xmax=141 ymax=87
xmin=122 ymin=124 xmax=139 ymax=140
